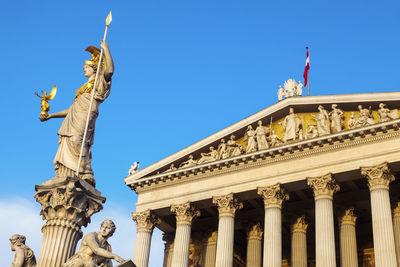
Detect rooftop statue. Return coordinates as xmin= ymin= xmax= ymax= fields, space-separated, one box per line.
xmin=278 ymin=79 xmax=303 ymax=101
xmin=62 ymin=219 xmax=127 ymax=267
xmin=39 ymin=41 xmax=114 ymax=186
xmin=10 ymin=235 xmax=36 ymax=267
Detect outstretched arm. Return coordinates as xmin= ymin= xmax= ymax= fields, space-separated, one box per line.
xmin=85 ymin=233 xmax=125 ymax=263
xmin=40 ymin=109 xmax=69 ymax=121
xmin=100 ymin=40 xmax=114 ymax=82
xmin=11 ymin=248 xmax=25 ymax=267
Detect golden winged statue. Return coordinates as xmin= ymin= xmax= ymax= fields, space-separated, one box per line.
xmin=35 ymin=85 xmax=57 ymax=117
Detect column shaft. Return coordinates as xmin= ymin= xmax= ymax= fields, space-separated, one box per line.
xmin=202 ymin=231 xmax=217 ymax=267
xmin=340 ymin=224 xmax=358 ymax=267
xmin=291 ymin=231 xmax=307 ymax=267
xmin=370 ymin=189 xmax=397 ymax=266
xmin=37 ymin=219 xmax=82 ymax=267
xmin=264 ymin=207 xmax=281 ymax=267
xmin=247 ymin=237 xmax=262 ymax=267
xmin=133 ymin=231 xmax=152 ymax=267
xmin=315 ymin=198 xmax=336 ymax=267
xmin=215 ymin=215 xmax=235 ymax=267
xmin=362 ymin=163 xmax=397 ymax=267
xmin=393 ymin=203 xmax=400 ymax=267
xmin=171 ymin=223 xmax=192 ymax=267
xmin=307 ymin=174 xmax=339 ymax=267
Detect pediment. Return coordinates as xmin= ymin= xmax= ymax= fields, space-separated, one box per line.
xmin=125 ymin=92 xmax=400 ymax=189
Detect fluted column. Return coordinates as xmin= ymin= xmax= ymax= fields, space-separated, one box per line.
xmin=213 ymin=193 xmax=243 ymax=267
xmin=307 ymin=173 xmax=340 ymax=267
xmin=246 ymin=222 xmax=263 ymax=267
xmin=339 ymin=207 xmax=358 ymax=267
xmin=132 ymin=210 xmax=159 ymax=267
xmin=202 ymin=230 xmax=218 ymax=267
xmin=170 ymin=202 xmax=200 ymax=267
xmin=258 ymin=183 xmax=289 ymax=267
xmin=34 ymin=176 xmax=105 ymax=267
xmin=361 ymin=162 xmax=397 ymax=267
xmin=162 ymin=233 xmax=174 ymax=267
xmin=291 ymin=215 xmax=308 ymax=267
xmin=393 ymin=201 xmax=400 ymax=267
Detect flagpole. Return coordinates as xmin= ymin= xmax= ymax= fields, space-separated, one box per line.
xmin=307 ymin=47 xmax=310 ymax=96
xmin=76 ymin=11 xmax=112 ymax=177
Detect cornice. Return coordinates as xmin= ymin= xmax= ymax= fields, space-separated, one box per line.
xmin=129 ymin=119 xmax=400 ymax=193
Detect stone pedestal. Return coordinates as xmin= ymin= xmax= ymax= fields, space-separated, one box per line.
xmin=338 ymin=207 xmax=358 ymax=267
xmin=202 ymin=230 xmax=218 ymax=267
xmin=170 ymin=202 xmax=200 ymax=267
xmin=307 ymin=173 xmax=339 ymax=267
xmin=393 ymin=201 xmax=400 ymax=267
xmin=213 ymin=193 xmax=243 ymax=267
xmin=34 ymin=176 xmax=105 ymax=267
xmin=291 ymin=216 xmax=308 ymax=267
xmin=246 ymin=223 xmax=263 ymax=267
xmin=361 ymin=162 xmax=397 ymax=267
xmin=258 ymin=184 xmax=289 ymax=267
xmin=132 ymin=210 xmax=159 ymax=267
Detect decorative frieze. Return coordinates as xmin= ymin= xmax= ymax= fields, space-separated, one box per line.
xmin=257 ymin=183 xmax=289 ymax=208
xmin=361 ymin=162 xmax=395 ymax=191
xmin=171 ymin=202 xmax=200 ymax=224
xmin=132 ymin=210 xmax=159 ymax=232
xmin=212 ymin=193 xmax=243 ymax=217
xmin=307 ymin=173 xmax=340 ymax=200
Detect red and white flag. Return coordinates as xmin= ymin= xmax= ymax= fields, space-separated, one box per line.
xmin=303 ymin=47 xmax=310 ymax=86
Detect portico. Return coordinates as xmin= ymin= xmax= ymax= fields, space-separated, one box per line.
xmin=126 ymin=92 xmax=400 ymax=266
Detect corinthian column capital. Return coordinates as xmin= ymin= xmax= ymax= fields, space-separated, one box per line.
xmin=361 ymin=162 xmax=395 ymax=191
xmin=171 ymin=202 xmax=200 ymax=225
xmin=212 ymin=193 xmax=243 ymax=217
xmin=291 ymin=215 xmax=308 ymax=233
xmin=132 ymin=210 xmax=159 ymax=232
xmin=257 ymin=183 xmax=289 ymax=208
xmin=247 ymin=222 xmax=263 ymax=240
xmin=339 ymin=207 xmax=357 ymax=226
xmin=393 ymin=201 xmax=400 ymax=218
xmin=307 ymin=173 xmax=340 ymax=200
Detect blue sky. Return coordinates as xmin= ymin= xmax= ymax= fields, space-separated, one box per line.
xmin=1 ymin=0 xmax=400 ymax=264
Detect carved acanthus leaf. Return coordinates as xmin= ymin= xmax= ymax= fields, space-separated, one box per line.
xmin=361 ymin=162 xmax=395 ymax=190
xmin=291 ymin=215 xmax=308 ymax=233
xmin=307 ymin=173 xmax=340 ymax=199
xmin=171 ymin=202 xmax=200 ymax=224
xmin=247 ymin=222 xmax=263 ymax=240
xmin=212 ymin=193 xmax=243 ymax=216
xmin=257 ymin=183 xmax=289 ymax=208
xmin=132 ymin=210 xmax=159 ymax=232
xmin=339 ymin=207 xmax=357 ymax=226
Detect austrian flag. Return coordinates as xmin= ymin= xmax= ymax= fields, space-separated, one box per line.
xmin=303 ymin=47 xmax=310 ymax=86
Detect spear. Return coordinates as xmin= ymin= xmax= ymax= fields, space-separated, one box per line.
xmin=76 ymin=11 xmax=112 ymax=177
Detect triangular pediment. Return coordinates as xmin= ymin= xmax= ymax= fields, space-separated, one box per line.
xmin=125 ymin=92 xmax=400 ymax=188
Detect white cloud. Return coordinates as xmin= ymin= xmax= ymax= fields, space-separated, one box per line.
xmin=0 ymin=197 xmax=164 ymax=266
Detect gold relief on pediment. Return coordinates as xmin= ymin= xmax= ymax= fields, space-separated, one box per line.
xmin=164 ymin=104 xmax=400 ymax=173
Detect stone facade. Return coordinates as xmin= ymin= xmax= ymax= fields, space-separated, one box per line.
xmin=126 ymin=92 xmax=400 ymax=266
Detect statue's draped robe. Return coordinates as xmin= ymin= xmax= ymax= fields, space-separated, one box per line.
xmin=283 ymin=113 xmax=301 ymax=142
xmin=54 ymin=74 xmax=111 ymax=178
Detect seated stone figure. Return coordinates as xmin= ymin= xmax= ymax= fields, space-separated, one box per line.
xmin=10 ymin=234 xmax=36 ymax=267
xmin=63 ymin=219 xmax=126 ymax=267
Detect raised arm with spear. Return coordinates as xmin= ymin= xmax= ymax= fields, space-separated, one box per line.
xmin=39 ymin=12 xmax=114 ymax=186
